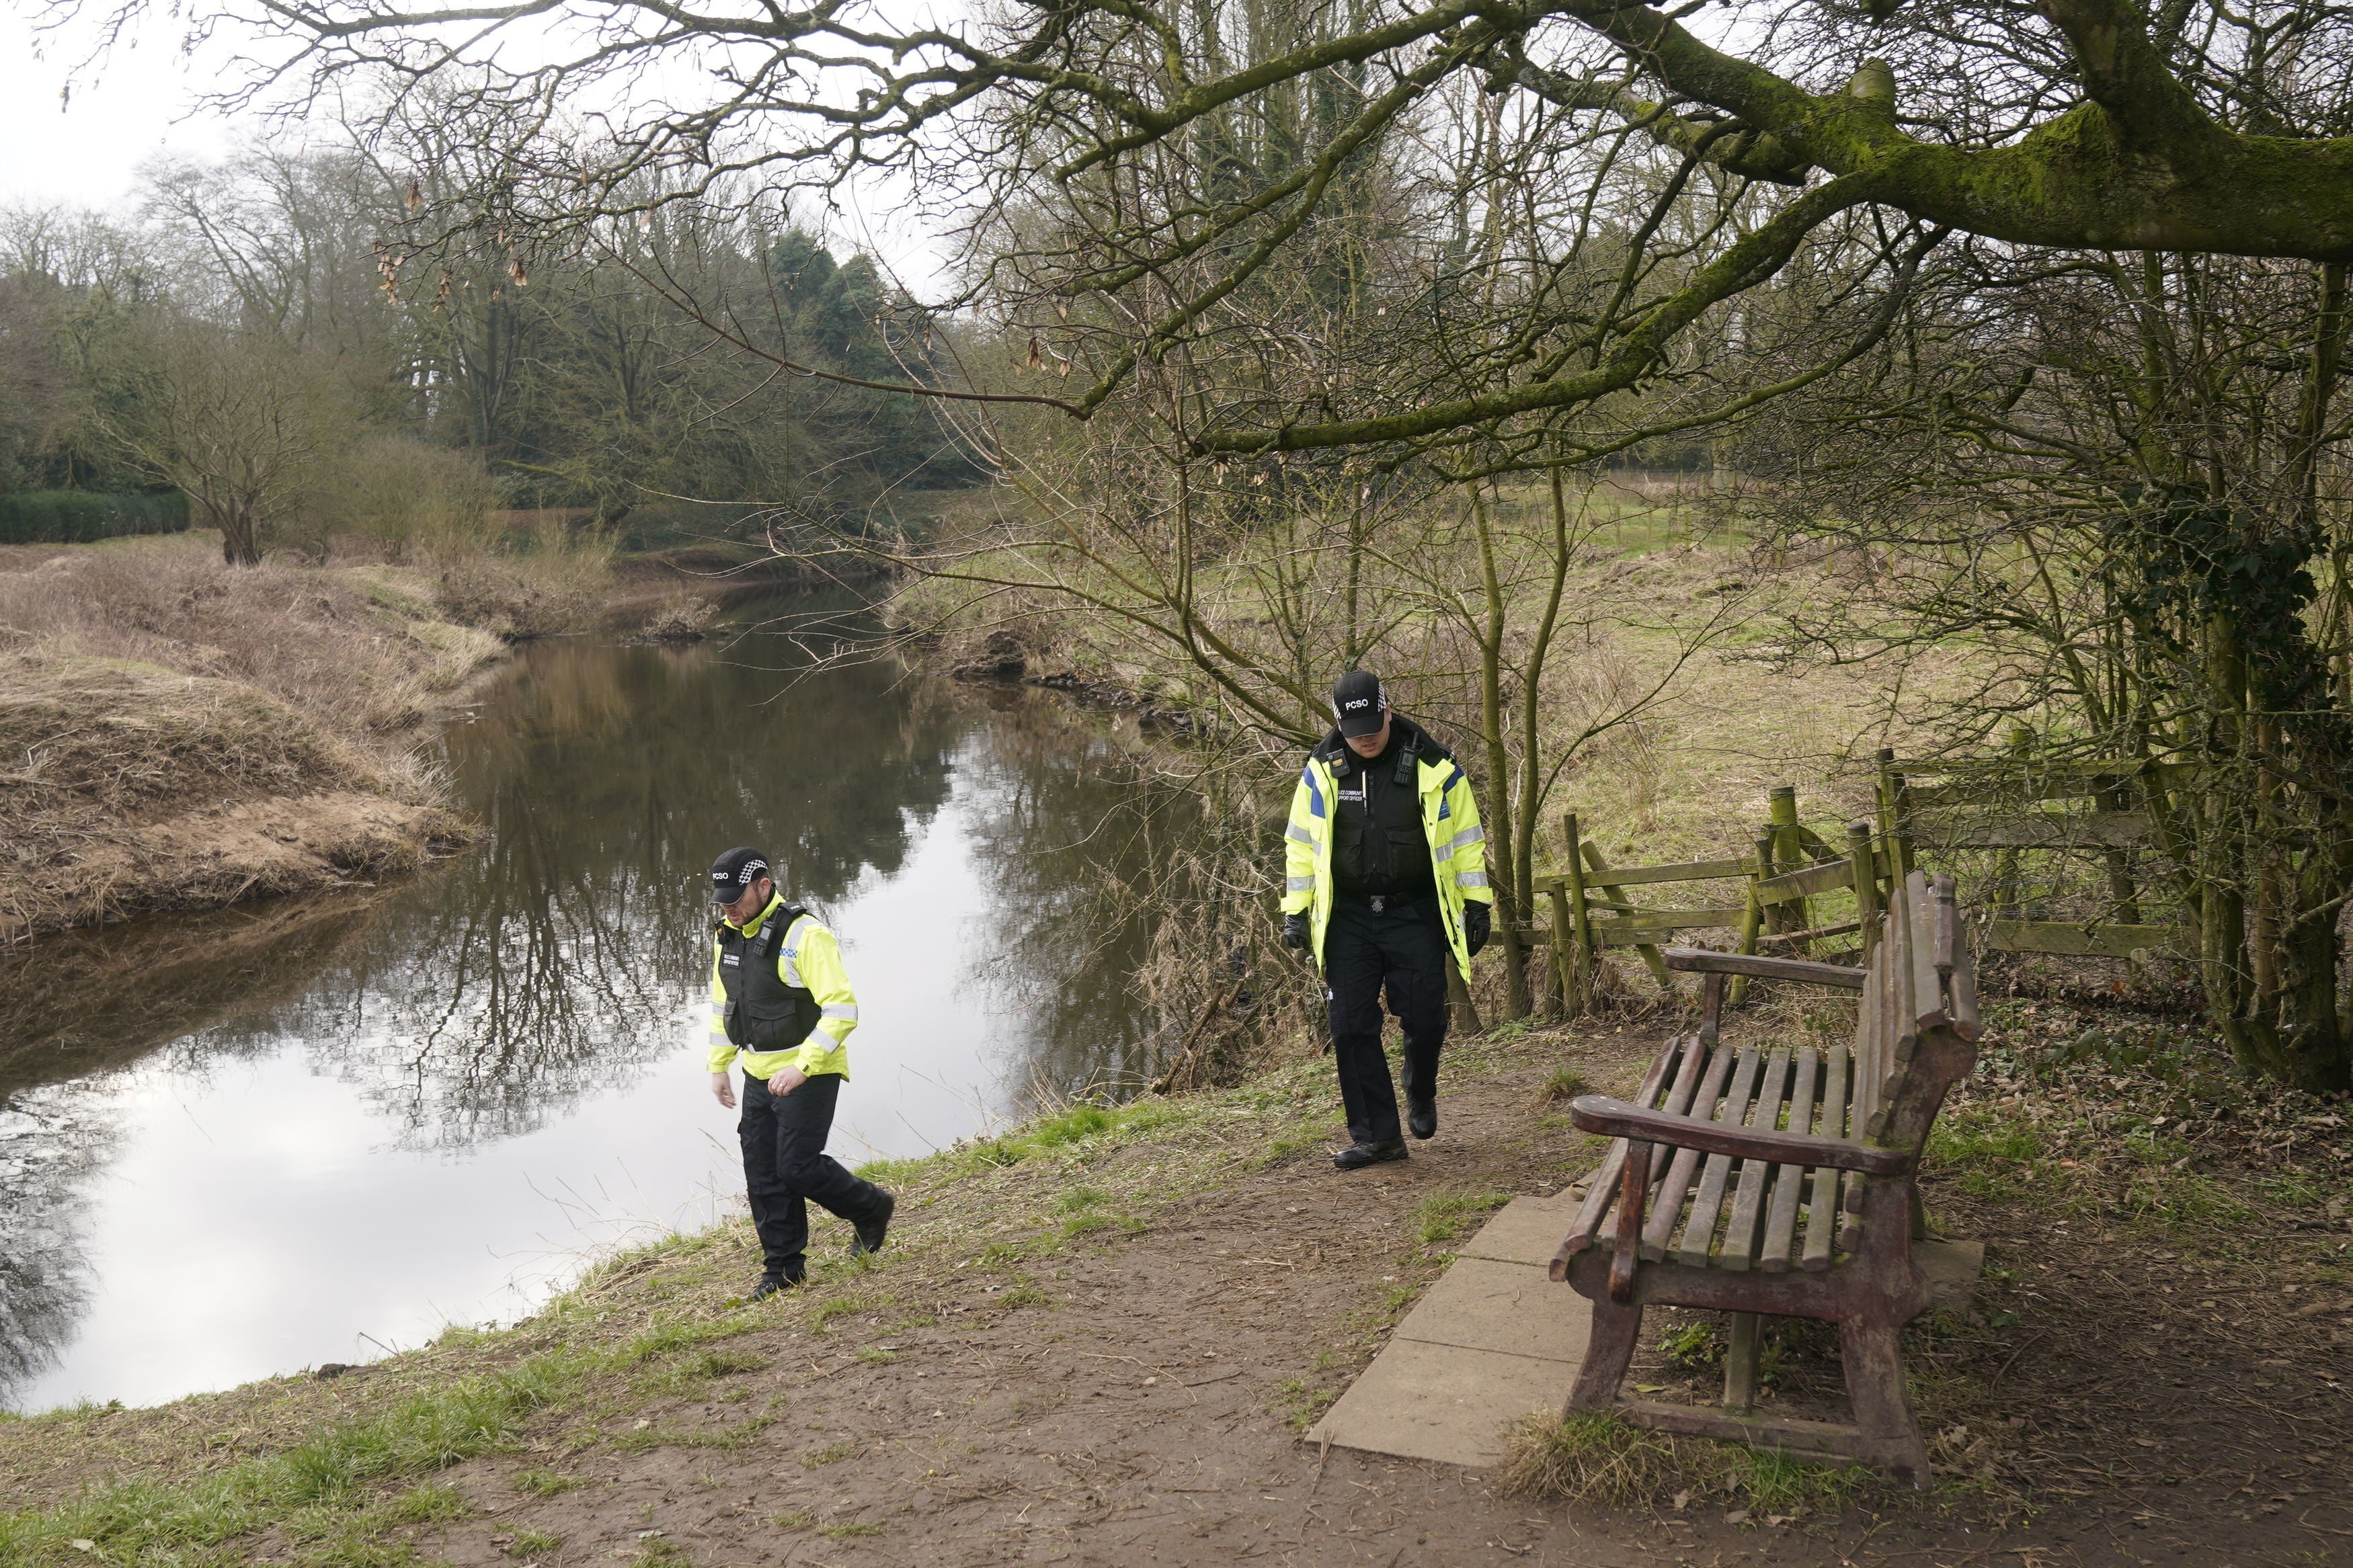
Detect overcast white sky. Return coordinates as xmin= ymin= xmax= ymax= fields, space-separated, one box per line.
xmin=0 ymin=11 xmax=251 ymax=211
xmin=0 ymin=7 xmax=958 ymax=295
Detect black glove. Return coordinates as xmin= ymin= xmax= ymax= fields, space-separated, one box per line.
xmin=1463 ymin=900 xmax=1492 ymax=957
xmin=1281 ymin=913 xmax=1310 ymax=950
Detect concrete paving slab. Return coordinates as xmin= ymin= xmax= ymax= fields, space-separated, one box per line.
xmin=1454 ymin=1192 xmax=1582 ymax=1267
xmin=1306 ymin=1338 xmax=1575 ymax=1467
xmin=1392 ymin=1257 xmax=1593 ymax=1364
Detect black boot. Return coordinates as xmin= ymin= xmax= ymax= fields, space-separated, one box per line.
xmin=1332 ymin=1138 xmax=1409 ymax=1171
xmin=749 ymin=1264 xmax=803 ymax=1302
xmin=850 ymin=1189 xmax=895 ymax=1256
xmin=1407 ymin=1098 xmax=1437 ymax=1140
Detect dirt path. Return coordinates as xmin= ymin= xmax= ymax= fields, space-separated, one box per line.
xmin=369 ymin=1022 xmax=2352 ymax=1568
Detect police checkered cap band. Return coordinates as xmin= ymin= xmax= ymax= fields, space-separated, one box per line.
xmin=709 ymin=846 xmax=770 ymax=902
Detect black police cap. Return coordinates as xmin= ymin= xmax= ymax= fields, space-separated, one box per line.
xmin=1330 ymin=669 xmax=1388 ymax=737
xmin=709 ymin=846 xmax=770 ymax=905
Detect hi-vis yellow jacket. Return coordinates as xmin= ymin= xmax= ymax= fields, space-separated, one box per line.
xmin=707 ymin=892 xmax=858 ymax=1081
xmin=1281 ymin=720 xmax=1492 ymax=977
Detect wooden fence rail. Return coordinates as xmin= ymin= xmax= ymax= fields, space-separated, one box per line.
xmin=1531 ymin=748 xmax=2194 ymax=1016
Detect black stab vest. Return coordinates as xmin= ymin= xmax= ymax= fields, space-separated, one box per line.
xmin=715 ymin=904 xmax=822 ymax=1053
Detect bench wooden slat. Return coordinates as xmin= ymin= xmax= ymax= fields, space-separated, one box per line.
xmin=1640 ymin=1041 xmax=1739 ymax=1262
xmin=1672 ymin=1046 xmax=1763 ymax=1267
xmin=1759 ymin=1045 xmax=1821 ymax=1273
xmin=1800 ymin=1044 xmax=1850 ymax=1272
xmin=1718 ymin=1048 xmax=1792 ymax=1272
xmin=1556 ymin=1036 xmax=1684 ymax=1266
xmin=1909 ymin=874 xmax=1946 ymax=1034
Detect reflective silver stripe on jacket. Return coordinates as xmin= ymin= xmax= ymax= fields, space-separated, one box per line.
xmin=1285 ymin=823 xmax=1315 ymax=844
xmin=1445 ymin=825 xmax=1485 ymax=854
xmin=1455 ymin=870 xmax=1490 ymax=889
xmin=1285 ymin=875 xmax=1314 ymax=892
xmin=820 ymin=1004 xmax=859 ymax=1021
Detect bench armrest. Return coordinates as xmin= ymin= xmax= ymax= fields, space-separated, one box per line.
xmin=1568 ymin=1095 xmax=1912 ymax=1176
xmin=1663 ymin=947 xmax=1865 ymax=991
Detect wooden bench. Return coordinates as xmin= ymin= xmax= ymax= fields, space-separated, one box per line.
xmin=1550 ymin=871 xmax=1981 ymax=1483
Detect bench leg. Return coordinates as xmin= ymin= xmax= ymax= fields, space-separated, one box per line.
xmin=1722 ymin=1312 xmax=1760 ymax=1411
xmin=1568 ymin=1296 xmax=1643 ymax=1413
xmin=1839 ymin=1320 xmax=1931 ymax=1486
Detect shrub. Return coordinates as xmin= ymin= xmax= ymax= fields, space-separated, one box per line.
xmin=0 ymin=490 xmax=189 ymax=545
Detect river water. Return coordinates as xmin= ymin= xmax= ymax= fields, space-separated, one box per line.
xmin=0 ymin=600 xmax=1193 ymax=1413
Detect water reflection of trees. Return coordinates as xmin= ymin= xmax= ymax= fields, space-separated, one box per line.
xmin=953 ymin=693 xmax=1207 ymax=1100
xmin=0 ymin=893 xmax=396 ymax=1407
xmin=231 ymin=634 xmax=963 ymax=1148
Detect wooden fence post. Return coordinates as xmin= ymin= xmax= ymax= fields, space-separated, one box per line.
xmin=1878 ymin=749 xmax=1919 ymax=880
xmin=1992 ymin=726 xmax=2032 ymax=917
xmin=1768 ymin=785 xmax=1809 ymax=952
xmin=1545 ymin=880 xmax=1574 ymax=1018
xmin=1729 ymin=822 xmax=1773 ymax=1008
xmin=1849 ymin=820 xmax=1882 ymax=966
xmin=1563 ymin=812 xmax=1597 ymax=1009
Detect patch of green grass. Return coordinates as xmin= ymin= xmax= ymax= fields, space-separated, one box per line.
xmin=859 ymin=1097 xmax=1195 ymax=1187
xmin=770 ymin=1508 xmax=817 ymax=1531
xmin=671 ymin=1349 xmax=769 ymax=1378
xmin=389 ymin=1483 xmax=471 ymax=1524
xmin=612 ymin=1417 xmax=774 ymax=1456
xmin=0 ymin=1355 xmax=583 ymax=1565
xmin=1271 ymin=1376 xmax=1335 ymax=1431
xmin=817 ymin=1522 xmax=883 ymax=1539
xmin=1659 ymin=1321 xmax=1724 ymax=1372
xmin=1928 ymin=1112 xmax=2046 ymax=1199
xmin=809 ymin=1292 xmax=888 ymax=1335
xmin=1413 ymin=1190 xmax=1511 ymax=1247
xmin=998 ymin=1280 xmax=1051 ymax=1309
xmin=509 ymin=1469 xmax=582 ymax=1497
xmin=799 ymin=1442 xmax=856 ymax=1471
xmin=854 ymin=1348 xmax=898 ymax=1366
xmin=1053 ymin=1187 xmax=1110 ymax=1215
xmin=1059 ymin=1211 xmax=1146 ymax=1241
xmin=511 ymin=1529 xmax=565 ymax=1554
xmin=1722 ymin=1446 xmax=1869 ymax=1513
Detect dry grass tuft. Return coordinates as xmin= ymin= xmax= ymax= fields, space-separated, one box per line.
xmin=0 ymin=653 xmax=378 ymax=809
xmin=1497 ymin=1410 xmax=1873 ymax=1516
xmin=1494 ymin=1410 xmax=1681 ymax=1505
xmin=1530 ymin=1066 xmax=1595 ymax=1108
xmin=0 ymin=536 xmax=514 ymax=940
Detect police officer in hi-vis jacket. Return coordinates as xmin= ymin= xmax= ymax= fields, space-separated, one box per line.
xmin=707 ymin=846 xmax=894 ymax=1298
xmin=1281 ymin=672 xmax=1493 ymax=1170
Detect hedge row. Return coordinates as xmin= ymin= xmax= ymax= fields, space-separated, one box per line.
xmin=0 ymin=490 xmax=192 ymax=545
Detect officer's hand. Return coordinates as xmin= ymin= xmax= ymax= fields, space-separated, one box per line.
xmin=1464 ymin=901 xmax=1492 ymax=957
xmin=770 ymin=1067 xmax=809 ymax=1097
xmin=711 ymin=1071 xmax=737 ymax=1110
xmin=1281 ymin=913 xmax=1310 ymax=951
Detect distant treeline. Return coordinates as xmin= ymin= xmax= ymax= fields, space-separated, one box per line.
xmin=0 ymin=491 xmax=190 ymax=546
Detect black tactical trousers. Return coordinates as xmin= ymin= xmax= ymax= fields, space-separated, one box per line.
xmin=738 ymin=1070 xmax=890 ymax=1278
xmin=1322 ymin=897 xmax=1449 ymax=1146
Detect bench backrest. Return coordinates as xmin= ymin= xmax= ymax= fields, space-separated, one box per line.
xmin=1853 ymin=872 xmax=1982 ymax=1156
